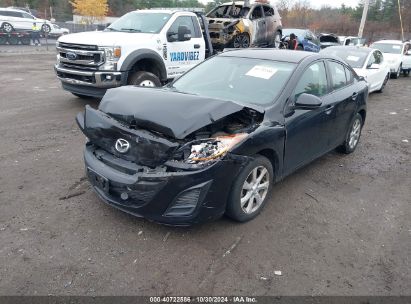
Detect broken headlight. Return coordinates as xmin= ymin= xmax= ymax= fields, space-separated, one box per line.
xmin=181 ymin=133 xmax=248 ymax=165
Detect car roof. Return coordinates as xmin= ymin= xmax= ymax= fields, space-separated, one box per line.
xmin=373 ymin=40 xmax=404 ymax=44
xmin=322 ymin=46 xmax=373 ymax=54
xmin=220 ymin=49 xmax=320 ymax=63
xmin=1 ymin=8 xmax=27 ymax=13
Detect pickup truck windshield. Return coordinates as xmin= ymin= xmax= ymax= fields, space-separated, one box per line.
xmin=106 ymin=12 xmax=171 ymax=33
xmin=172 ymin=56 xmax=296 ymax=106
xmin=372 ymin=43 xmax=402 ymax=54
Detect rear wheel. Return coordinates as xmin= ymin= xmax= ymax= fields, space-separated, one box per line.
xmin=226 ymin=155 xmax=273 ymax=222
xmin=127 ymin=71 xmax=161 ymax=87
xmin=377 ymin=74 xmax=389 ymax=93
xmin=338 ymin=113 xmax=363 ymax=154
xmin=41 ymin=24 xmax=51 ymax=33
xmin=2 ymin=22 xmax=13 ymax=33
xmin=391 ymin=64 xmax=401 ymax=79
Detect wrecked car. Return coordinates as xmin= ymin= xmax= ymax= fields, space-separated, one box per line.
xmin=206 ymin=0 xmax=282 ymax=50
xmin=319 ymin=33 xmax=340 ymax=49
xmin=76 ymin=49 xmax=368 ymax=225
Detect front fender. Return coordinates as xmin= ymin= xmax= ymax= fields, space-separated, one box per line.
xmin=120 ymin=49 xmax=167 ymax=81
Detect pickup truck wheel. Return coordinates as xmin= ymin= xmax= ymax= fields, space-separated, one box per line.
xmin=226 ymin=155 xmax=273 ymax=222
xmin=338 ymin=113 xmax=363 ymax=154
xmin=2 ymin=23 xmax=14 ymax=33
xmin=128 ymin=71 xmax=161 ymax=87
xmin=233 ymin=33 xmax=250 ymax=48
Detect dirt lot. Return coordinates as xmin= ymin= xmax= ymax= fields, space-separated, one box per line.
xmin=0 ymin=53 xmax=410 ymax=296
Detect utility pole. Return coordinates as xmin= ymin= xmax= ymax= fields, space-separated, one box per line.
xmin=358 ymin=0 xmax=370 ymax=38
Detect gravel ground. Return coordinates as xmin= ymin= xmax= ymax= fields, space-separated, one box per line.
xmin=0 ymin=53 xmax=410 ymax=296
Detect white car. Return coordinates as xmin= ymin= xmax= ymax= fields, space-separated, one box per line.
xmin=49 ymin=24 xmax=69 ymax=37
xmin=371 ymin=40 xmax=411 ymax=78
xmin=321 ymin=46 xmax=390 ymax=93
xmin=0 ymin=7 xmax=54 ymax=33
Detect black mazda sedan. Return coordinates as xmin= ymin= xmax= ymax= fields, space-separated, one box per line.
xmin=76 ymin=49 xmax=368 ymax=225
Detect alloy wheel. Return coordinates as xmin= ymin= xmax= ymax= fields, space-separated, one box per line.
xmin=240 ymin=166 xmax=270 ymax=214
xmin=349 ymin=118 xmax=361 ymax=149
xmin=3 ymin=23 xmax=13 ymax=33
xmin=233 ymin=35 xmax=250 ymax=48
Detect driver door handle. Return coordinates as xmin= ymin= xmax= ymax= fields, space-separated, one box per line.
xmin=194 ymin=44 xmax=200 ymax=49
xmin=352 ymin=92 xmax=359 ymax=100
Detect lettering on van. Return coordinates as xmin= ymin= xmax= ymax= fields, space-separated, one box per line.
xmin=170 ymin=51 xmax=200 ymax=62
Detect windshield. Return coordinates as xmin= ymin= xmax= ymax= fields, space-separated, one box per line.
xmin=207 ymin=5 xmax=247 ymax=18
xmin=282 ymin=29 xmax=306 ymax=38
xmin=172 ymin=56 xmax=296 ymax=106
xmin=106 ymin=12 xmax=171 ymax=33
xmin=322 ymin=49 xmax=369 ymax=68
xmin=371 ymin=43 xmax=402 ymax=54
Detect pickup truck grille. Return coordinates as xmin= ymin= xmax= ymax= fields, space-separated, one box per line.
xmin=57 ymin=42 xmax=104 ymax=71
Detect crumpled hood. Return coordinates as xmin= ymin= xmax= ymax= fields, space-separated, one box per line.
xmin=58 ymin=31 xmax=154 ymax=46
xmin=99 ymin=86 xmax=262 ymax=140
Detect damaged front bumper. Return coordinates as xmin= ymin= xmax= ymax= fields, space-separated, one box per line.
xmin=84 ymin=143 xmax=250 ymax=226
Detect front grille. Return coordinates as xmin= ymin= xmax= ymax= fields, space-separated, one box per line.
xmin=59 ymin=42 xmax=98 ymax=51
xmin=58 ymin=42 xmax=104 ymax=71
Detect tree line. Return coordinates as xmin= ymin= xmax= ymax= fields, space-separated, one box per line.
xmin=0 ymin=0 xmax=408 ymax=40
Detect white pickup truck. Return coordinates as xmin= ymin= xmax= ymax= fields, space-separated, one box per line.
xmin=54 ymin=9 xmax=214 ymax=98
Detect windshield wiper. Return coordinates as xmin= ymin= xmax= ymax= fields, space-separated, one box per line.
xmin=120 ymin=28 xmax=142 ymax=32
xmin=105 ymin=27 xmax=118 ymax=32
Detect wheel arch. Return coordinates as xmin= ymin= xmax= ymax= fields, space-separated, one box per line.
xmin=358 ymin=109 xmax=366 ymax=124
xmin=256 ymin=149 xmax=280 ymax=181
xmin=121 ymin=49 xmax=167 ymax=82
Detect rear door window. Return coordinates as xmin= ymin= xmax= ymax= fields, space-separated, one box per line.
xmin=328 ymin=61 xmax=348 ymax=90
xmin=251 ymin=5 xmax=263 ymax=19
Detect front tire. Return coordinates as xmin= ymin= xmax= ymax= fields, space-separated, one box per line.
xmin=338 ymin=113 xmax=363 ymax=154
xmin=127 ymin=71 xmax=161 ymax=87
xmin=233 ymin=33 xmax=250 ymax=48
xmin=226 ymin=155 xmax=273 ymax=222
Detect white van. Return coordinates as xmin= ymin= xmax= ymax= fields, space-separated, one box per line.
xmin=0 ymin=8 xmax=54 ymax=33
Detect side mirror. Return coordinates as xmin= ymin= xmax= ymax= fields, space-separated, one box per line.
xmin=167 ymin=31 xmax=178 ymax=42
xmin=178 ymin=25 xmax=191 ymax=41
xmin=368 ymin=63 xmax=380 ymax=69
xmin=295 ymin=93 xmax=322 ymax=109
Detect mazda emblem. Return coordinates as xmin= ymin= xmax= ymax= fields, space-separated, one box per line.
xmin=66 ymin=52 xmax=77 ymax=61
xmin=115 ymin=138 xmax=130 ymax=154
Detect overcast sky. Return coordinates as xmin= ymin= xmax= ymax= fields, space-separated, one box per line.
xmin=200 ymin=0 xmax=360 ymax=9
